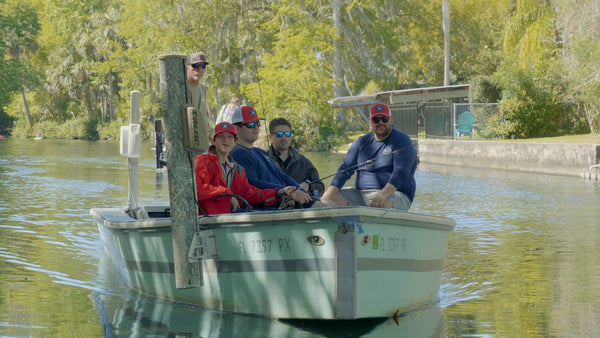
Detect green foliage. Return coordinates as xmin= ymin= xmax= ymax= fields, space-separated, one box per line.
xmin=83 ymin=119 xmax=99 ymax=141
xmin=498 ymin=77 xmax=570 ymax=138
xmin=469 ymin=75 xmax=502 ymax=103
xmin=2 ymin=0 xmax=598 ymax=144
xmin=240 ymin=0 xmax=339 ymax=149
xmin=97 ymin=120 xmax=122 ymax=140
xmin=0 ymin=1 xmax=41 ymax=116
xmin=10 ymin=118 xmax=34 ymax=138
xmin=561 ymin=33 xmax=600 ymax=133
xmin=495 ymin=1 xmax=580 ymax=139
xmin=0 ymin=110 xmax=16 ymax=135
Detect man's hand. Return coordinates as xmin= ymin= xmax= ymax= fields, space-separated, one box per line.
xmin=369 ymin=193 xmax=391 ymax=208
xmin=291 ymin=189 xmax=311 ymax=205
xmin=280 ymin=186 xmax=297 ymax=196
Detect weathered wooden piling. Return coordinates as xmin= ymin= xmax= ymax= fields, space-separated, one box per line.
xmin=158 ymin=54 xmax=201 ymax=289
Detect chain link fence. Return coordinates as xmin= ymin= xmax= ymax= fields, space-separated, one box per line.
xmin=453 ymin=103 xmax=502 ymax=139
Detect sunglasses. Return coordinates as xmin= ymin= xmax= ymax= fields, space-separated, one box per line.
xmin=371 ymin=116 xmax=390 ymax=123
xmin=273 ymin=131 xmax=292 ymax=138
xmin=243 ymin=121 xmax=261 ymax=129
xmin=191 ymin=63 xmax=207 ymax=69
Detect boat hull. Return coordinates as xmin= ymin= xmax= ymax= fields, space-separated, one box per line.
xmin=91 ymin=206 xmax=454 ymax=319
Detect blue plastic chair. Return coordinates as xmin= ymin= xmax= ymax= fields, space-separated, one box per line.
xmin=455 ymin=111 xmax=475 ymax=139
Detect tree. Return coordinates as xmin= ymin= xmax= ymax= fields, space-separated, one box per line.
xmin=555 ymin=0 xmax=600 ymax=133
xmin=240 ymin=0 xmax=340 ymax=149
xmin=0 ymin=1 xmax=40 ymax=130
xmin=497 ymin=0 xmax=570 ymax=138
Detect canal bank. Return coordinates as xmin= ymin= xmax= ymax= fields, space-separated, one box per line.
xmin=417 ymin=139 xmax=600 ymax=178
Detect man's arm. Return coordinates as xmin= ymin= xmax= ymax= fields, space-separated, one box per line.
xmin=232 ymin=146 xmax=285 ymax=189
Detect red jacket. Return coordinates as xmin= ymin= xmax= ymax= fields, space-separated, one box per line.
xmin=194 ymin=151 xmax=279 ymax=215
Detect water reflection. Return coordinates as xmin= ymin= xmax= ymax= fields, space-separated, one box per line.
xmin=2 ymin=140 xmax=600 ymax=336
xmin=416 ymin=163 xmax=600 ymax=336
xmin=93 ymin=291 xmax=444 ymax=337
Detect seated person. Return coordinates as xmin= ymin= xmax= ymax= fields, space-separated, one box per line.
xmin=194 ymin=122 xmax=295 ymax=215
xmin=229 ymin=106 xmax=332 ymax=208
xmin=267 ymin=117 xmax=325 ymax=197
xmin=322 ymin=103 xmax=417 ymax=211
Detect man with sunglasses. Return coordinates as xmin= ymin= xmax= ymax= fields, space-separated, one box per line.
xmin=230 ymin=106 xmax=329 ymax=209
xmin=186 ymin=52 xmax=211 ymax=140
xmin=321 ymin=103 xmax=417 ymax=211
xmin=267 ymin=117 xmax=325 ymax=197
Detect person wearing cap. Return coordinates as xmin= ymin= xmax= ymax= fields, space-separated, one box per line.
xmin=230 ymin=106 xmax=331 ymax=209
xmin=216 ymin=96 xmax=240 ymax=124
xmin=321 ymin=103 xmax=417 ymax=211
xmin=267 ymin=117 xmax=324 ymax=197
xmin=187 ymin=52 xmax=212 ymax=140
xmin=194 ymin=122 xmax=296 ymax=215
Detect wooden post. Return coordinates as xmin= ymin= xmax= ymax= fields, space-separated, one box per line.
xmin=127 ymin=91 xmax=140 ymax=209
xmin=158 ymin=54 xmax=201 ymax=288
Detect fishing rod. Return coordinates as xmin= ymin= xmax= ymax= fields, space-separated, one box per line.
xmin=311 ymin=144 xmax=415 ymax=185
xmin=310 ymin=159 xmax=376 ymax=185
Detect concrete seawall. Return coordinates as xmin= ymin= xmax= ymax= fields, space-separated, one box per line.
xmin=417 ymin=139 xmax=600 ymax=178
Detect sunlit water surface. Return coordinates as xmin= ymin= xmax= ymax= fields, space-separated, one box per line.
xmin=1 ymin=139 xmax=599 ymax=337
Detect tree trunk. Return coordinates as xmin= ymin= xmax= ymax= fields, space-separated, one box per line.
xmin=332 ymin=0 xmax=347 ymax=126
xmin=442 ymin=0 xmax=450 ymax=86
xmin=108 ymin=71 xmax=116 ymax=120
xmin=21 ymin=88 xmax=34 ymax=129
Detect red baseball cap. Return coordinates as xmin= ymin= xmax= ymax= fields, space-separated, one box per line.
xmin=370 ymin=103 xmax=391 ymax=118
xmin=214 ymin=122 xmax=237 ymax=138
xmin=231 ymin=105 xmax=265 ymax=124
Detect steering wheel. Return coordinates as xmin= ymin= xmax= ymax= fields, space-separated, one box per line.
xmin=216 ymin=193 xmax=253 ymax=212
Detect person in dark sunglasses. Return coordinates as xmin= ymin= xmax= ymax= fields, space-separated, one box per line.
xmin=321 ymin=103 xmax=417 ymax=211
xmin=186 ymin=52 xmax=211 ymax=141
xmin=267 ymin=117 xmax=325 ymax=197
xmin=230 ymin=106 xmax=333 ymax=209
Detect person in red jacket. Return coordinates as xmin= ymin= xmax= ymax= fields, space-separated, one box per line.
xmin=194 ymin=122 xmax=295 ymax=215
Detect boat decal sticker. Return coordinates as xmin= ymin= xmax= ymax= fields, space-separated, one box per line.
xmin=372 ymin=236 xmax=406 ymax=253
xmin=307 ymin=235 xmax=326 ymax=246
xmin=361 ymin=235 xmax=370 ymax=246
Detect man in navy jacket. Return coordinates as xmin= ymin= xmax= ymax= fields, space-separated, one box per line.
xmin=322 ymin=103 xmax=417 ymax=211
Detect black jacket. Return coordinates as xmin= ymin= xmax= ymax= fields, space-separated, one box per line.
xmin=268 ymin=145 xmax=325 ymax=197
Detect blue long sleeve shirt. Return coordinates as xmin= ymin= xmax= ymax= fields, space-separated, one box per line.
xmin=231 ymin=144 xmax=301 ymax=190
xmin=330 ymin=128 xmax=417 ymax=202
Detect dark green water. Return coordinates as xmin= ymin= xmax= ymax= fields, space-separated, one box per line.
xmin=1 ymin=138 xmax=599 ymax=336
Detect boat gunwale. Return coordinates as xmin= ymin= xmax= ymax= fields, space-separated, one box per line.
xmin=90 ymin=206 xmax=456 ymax=232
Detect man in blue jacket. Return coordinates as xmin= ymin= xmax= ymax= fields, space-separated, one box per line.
xmin=321 ymin=103 xmax=417 ymax=211
xmin=230 ymin=106 xmax=329 ymax=208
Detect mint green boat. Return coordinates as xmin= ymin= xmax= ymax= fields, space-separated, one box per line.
xmin=91 ymin=204 xmax=454 ymax=320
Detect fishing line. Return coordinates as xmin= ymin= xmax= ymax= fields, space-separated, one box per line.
xmin=313 ymin=143 xmax=414 ymax=185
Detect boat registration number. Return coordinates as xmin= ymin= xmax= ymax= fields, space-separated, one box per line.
xmin=372 ymin=236 xmax=406 ymax=253
xmin=238 ymin=238 xmax=291 ymax=254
